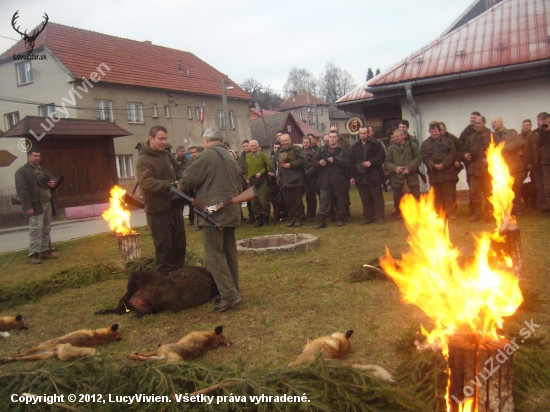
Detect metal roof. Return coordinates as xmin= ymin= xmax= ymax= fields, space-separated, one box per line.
xmin=335 ymin=81 xmax=374 ymax=104
xmin=369 ymin=0 xmax=550 ymax=87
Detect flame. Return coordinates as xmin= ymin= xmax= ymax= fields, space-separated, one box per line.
xmin=102 ymin=185 xmax=135 ymax=236
xmin=380 ymin=191 xmax=522 ymax=355
xmin=487 ymin=136 xmax=516 ymax=231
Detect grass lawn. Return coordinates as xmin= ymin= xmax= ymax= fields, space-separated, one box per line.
xmin=0 ymin=188 xmax=549 ymax=410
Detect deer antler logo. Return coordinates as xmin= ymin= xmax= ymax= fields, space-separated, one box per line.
xmin=11 ymin=11 xmax=49 ymax=54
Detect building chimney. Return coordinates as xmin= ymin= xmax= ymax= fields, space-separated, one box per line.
xmin=143 ymin=40 xmax=152 ymax=44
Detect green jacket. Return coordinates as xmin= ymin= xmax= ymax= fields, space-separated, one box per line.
xmin=421 ymin=136 xmax=456 ymax=183
xmin=462 ymin=128 xmax=491 ymax=177
xmin=274 ymin=145 xmax=306 ymax=188
xmin=244 ymin=152 xmax=272 ymax=180
xmin=136 ymin=141 xmax=182 ymax=214
xmin=524 ymin=128 xmax=544 ymax=168
xmin=493 ymin=128 xmax=524 ymax=173
xmin=385 ymin=141 xmax=422 ymax=188
xmin=15 ymin=162 xmax=58 ymax=215
xmin=180 ymin=142 xmax=242 ymax=228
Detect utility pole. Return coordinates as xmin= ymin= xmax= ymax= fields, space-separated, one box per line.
xmin=221 ymin=78 xmax=230 ymax=142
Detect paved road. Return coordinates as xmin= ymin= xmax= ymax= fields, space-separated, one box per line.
xmin=0 ymin=209 xmax=149 ymax=254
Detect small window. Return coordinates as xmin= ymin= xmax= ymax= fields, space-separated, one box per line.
xmin=39 ymin=104 xmax=56 ymax=118
xmin=16 ymin=61 xmax=33 ymax=85
xmin=194 ymin=107 xmax=200 ymax=120
xmin=4 ymin=111 xmax=20 ymax=130
xmin=187 ymin=106 xmax=192 ymax=119
xmin=127 ymin=103 xmax=144 ymax=123
xmin=115 ymin=155 xmax=134 ymax=178
xmin=287 ymin=125 xmax=291 ymax=133
xmin=229 ymin=111 xmax=234 ymax=129
xmin=95 ymin=100 xmax=113 ymax=121
xmin=164 ymin=105 xmax=170 ymax=118
xmin=151 ymin=104 xmax=158 ymax=118
xmin=295 ymin=111 xmax=302 ymax=120
xmin=317 ymin=108 xmax=323 ymax=115
xmin=218 ymin=110 xmax=225 ymax=128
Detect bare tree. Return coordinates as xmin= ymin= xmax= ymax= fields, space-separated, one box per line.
xmin=240 ymin=77 xmax=283 ymax=110
xmin=320 ymin=62 xmax=357 ymax=104
xmin=283 ymin=67 xmax=320 ymax=97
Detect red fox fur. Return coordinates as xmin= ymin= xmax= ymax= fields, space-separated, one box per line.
xmin=289 ymin=330 xmax=353 ymax=367
xmin=2 ymin=324 xmax=121 ymax=363
xmin=128 ymin=326 xmax=231 ymax=362
xmin=0 ymin=315 xmax=28 ymax=338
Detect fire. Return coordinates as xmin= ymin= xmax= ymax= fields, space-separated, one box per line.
xmin=487 ymin=137 xmax=516 ymax=231
xmin=102 ymin=185 xmax=135 ymax=236
xmin=380 ymin=190 xmax=522 ymax=355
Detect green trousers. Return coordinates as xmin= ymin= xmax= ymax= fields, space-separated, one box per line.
xmin=146 ymin=206 xmax=186 ymax=272
xmin=251 ymin=179 xmax=270 ymax=218
xmin=201 ymin=227 xmax=239 ymax=300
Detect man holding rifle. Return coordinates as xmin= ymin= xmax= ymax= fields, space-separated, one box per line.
xmin=136 ymin=126 xmax=186 ymax=273
xmin=179 ymin=128 xmax=243 ymax=312
xmin=15 ymin=148 xmax=58 ymax=264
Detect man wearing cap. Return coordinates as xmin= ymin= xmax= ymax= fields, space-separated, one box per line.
xmin=15 ymin=148 xmax=58 ymax=264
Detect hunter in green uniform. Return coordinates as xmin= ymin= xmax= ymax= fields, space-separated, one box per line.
xmin=136 ymin=126 xmax=185 ymax=273
xmin=179 ymin=128 xmax=243 ymax=312
xmin=244 ymin=140 xmax=272 ymax=227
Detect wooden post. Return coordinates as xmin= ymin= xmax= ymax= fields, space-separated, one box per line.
xmin=118 ymin=233 xmax=140 ymax=260
xmin=448 ymin=334 xmax=514 ymax=412
xmin=499 ymin=226 xmax=524 ymax=279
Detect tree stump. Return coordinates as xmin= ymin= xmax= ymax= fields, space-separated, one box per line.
xmin=447 ymin=334 xmax=514 ymax=412
xmin=118 ymin=233 xmax=140 ymax=260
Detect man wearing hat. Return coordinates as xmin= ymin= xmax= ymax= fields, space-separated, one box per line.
xmin=15 ymin=147 xmax=58 ymax=264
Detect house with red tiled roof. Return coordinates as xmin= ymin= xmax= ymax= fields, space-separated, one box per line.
xmin=336 ymin=0 xmax=550 ymax=191
xmin=0 ymin=22 xmax=252 ymax=204
xmin=249 ymin=107 xmax=280 ymax=120
xmin=276 ymin=93 xmax=331 ymax=134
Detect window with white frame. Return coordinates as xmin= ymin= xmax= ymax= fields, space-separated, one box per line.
xmin=218 ymin=110 xmax=225 ymax=128
xmin=4 ymin=111 xmax=20 ymax=130
xmin=151 ymin=104 xmax=158 ymax=118
xmin=16 ymin=61 xmax=33 ymax=85
xmin=194 ymin=107 xmax=200 ymax=120
xmin=127 ymin=102 xmax=144 ymax=123
xmin=164 ymin=105 xmax=170 ymax=118
xmin=39 ymin=104 xmax=56 ymax=118
xmin=295 ymin=110 xmax=302 ymax=120
xmin=95 ymin=100 xmax=113 ymax=121
xmin=287 ymin=125 xmax=291 ymax=133
xmin=115 ymin=155 xmax=134 ymax=178
xmin=229 ymin=111 xmax=234 ymax=129
xmin=187 ymin=107 xmax=192 ymax=119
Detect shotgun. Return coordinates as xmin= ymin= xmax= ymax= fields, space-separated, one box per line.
xmin=170 ymin=185 xmax=256 ymax=228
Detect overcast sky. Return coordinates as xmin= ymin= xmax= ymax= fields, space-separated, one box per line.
xmin=0 ymin=0 xmax=474 ymax=95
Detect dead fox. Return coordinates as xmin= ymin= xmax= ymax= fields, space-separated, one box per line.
xmin=2 ymin=324 xmax=121 ymax=363
xmin=0 ymin=315 xmax=28 ymax=338
xmin=289 ymin=330 xmax=353 ymax=367
xmin=128 ymin=326 xmax=231 ymax=362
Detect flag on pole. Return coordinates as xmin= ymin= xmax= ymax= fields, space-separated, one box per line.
xmin=200 ymin=102 xmax=205 ymax=124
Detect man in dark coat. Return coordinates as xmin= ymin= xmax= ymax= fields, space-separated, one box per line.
xmin=313 ymin=131 xmax=351 ymax=228
xmin=179 ymin=128 xmax=242 ymax=312
xmin=15 ymin=148 xmax=58 ymax=264
xmin=462 ymin=116 xmax=492 ymax=222
xmin=136 ymin=126 xmax=185 ymax=273
xmin=302 ymin=135 xmax=318 ymax=221
xmin=274 ymin=134 xmax=306 ymax=227
xmin=525 ymin=112 xmax=550 ymax=212
xmin=350 ymin=126 xmax=386 ymax=224
xmin=440 ymin=122 xmax=463 ymax=211
xmin=422 ymin=123 xmax=457 ymax=219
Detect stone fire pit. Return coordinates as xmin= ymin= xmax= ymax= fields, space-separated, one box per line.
xmin=237 ymin=234 xmax=319 ymax=255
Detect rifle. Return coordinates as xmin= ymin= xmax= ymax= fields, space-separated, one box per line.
xmin=12 ymin=174 xmax=65 ymax=205
xmin=170 ymin=186 xmax=256 ymax=229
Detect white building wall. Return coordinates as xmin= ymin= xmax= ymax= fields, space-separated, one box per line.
xmin=400 ymin=78 xmax=550 ymax=191
xmin=0 ymin=49 xmax=76 ymax=195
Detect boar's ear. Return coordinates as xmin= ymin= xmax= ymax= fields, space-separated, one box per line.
xmin=214 ymin=326 xmax=223 ymax=335
xmin=15 ymin=315 xmax=23 ymax=321
xmin=345 ymin=330 xmax=353 ymax=339
xmin=111 ymin=324 xmax=119 ymax=332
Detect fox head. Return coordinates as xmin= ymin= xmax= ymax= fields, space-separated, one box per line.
xmin=101 ymin=324 xmax=122 ymax=341
xmin=0 ymin=315 xmax=28 ymax=331
xmin=213 ymin=326 xmax=231 ymax=347
xmin=14 ymin=315 xmax=28 ymax=330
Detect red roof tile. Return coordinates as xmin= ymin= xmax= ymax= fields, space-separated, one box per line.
xmin=276 ymin=93 xmax=329 ymax=111
xmin=369 ymin=0 xmax=550 ymax=86
xmin=294 ymin=117 xmax=323 ymax=138
xmin=335 ymin=81 xmax=374 ymax=104
xmin=249 ymin=108 xmax=280 ymax=119
xmin=0 ymin=23 xmax=251 ymax=101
